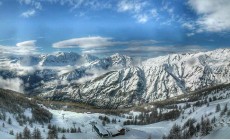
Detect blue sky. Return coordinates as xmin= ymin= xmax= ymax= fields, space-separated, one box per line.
xmin=0 ymin=0 xmax=230 ymax=57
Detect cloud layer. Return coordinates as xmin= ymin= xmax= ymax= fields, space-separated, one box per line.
xmin=21 ymin=9 xmax=36 ymax=18
xmin=117 ymin=0 xmax=158 ymax=23
xmin=52 ymin=36 xmax=158 ymax=49
xmin=0 ymin=40 xmax=38 ymax=56
xmin=52 ymin=36 xmax=116 ymax=49
xmin=188 ymin=0 xmax=230 ymax=32
xmin=0 ymin=76 xmax=24 ymax=93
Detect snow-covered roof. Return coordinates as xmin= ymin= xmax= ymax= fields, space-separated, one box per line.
xmin=115 ymin=125 xmax=124 ymax=131
xmin=94 ymin=124 xmax=108 ymax=135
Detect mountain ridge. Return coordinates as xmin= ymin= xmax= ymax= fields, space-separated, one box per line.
xmin=1 ymin=48 xmax=230 ymax=107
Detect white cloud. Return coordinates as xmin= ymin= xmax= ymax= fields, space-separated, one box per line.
xmin=16 ymin=40 xmax=36 ymax=47
xmin=135 ymin=14 xmax=148 ymax=23
xmin=17 ymin=0 xmax=158 ymax=22
xmin=125 ymin=45 xmax=204 ymax=52
xmin=21 ymin=9 xmax=36 ymax=18
xmin=182 ymin=22 xmax=195 ymax=30
xmin=0 ymin=76 xmax=24 ymax=93
xmin=117 ymin=0 xmax=147 ymax=13
xmin=80 ymin=44 xmax=206 ymax=58
xmin=188 ymin=0 xmax=230 ymax=32
xmin=0 ymin=1 xmax=2 ymax=6
xmin=19 ymin=0 xmax=42 ymax=10
xmin=16 ymin=40 xmax=38 ymax=55
xmin=18 ymin=0 xmax=42 ymax=18
xmin=150 ymin=9 xmax=158 ymax=18
xmin=52 ymin=36 xmax=116 ymax=49
xmin=0 ymin=40 xmax=38 ymax=56
xmin=53 ymin=36 xmax=158 ymax=50
xmin=117 ymin=0 xmax=157 ymax=23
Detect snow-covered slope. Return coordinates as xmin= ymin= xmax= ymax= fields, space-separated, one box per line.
xmin=1 ymin=86 xmax=230 ymax=139
xmin=39 ymin=49 xmax=230 ymax=107
xmin=142 ymin=49 xmax=230 ymax=100
xmin=0 ymin=88 xmax=149 ymax=139
xmin=0 ymin=52 xmax=133 ymax=96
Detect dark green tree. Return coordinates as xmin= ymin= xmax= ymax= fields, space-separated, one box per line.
xmin=23 ymin=126 xmax=31 ymax=139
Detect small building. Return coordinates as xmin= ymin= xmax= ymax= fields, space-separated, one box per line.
xmin=115 ymin=125 xmax=126 ymax=135
xmin=107 ymin=128 xmax=120 ymax=137
xmin=91 ymin=122 xmax=126 ymax=138
xmin=93 ymin=124 xmax=109 ymax=138
xmin=105 ymin=125 xmax=126 ymax=137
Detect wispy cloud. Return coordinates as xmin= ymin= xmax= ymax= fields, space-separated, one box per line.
xmin=182 ymin=22 xmax=195 ymax=30
xmin=17 ymin=0 xmax=160 ymax=23
xmin=21 ymin=9 xmax=36 ymax=18
xmin=125 ymin=45 xmax=205 ymax=53
xmin=16 ymin=40 xmax=36 ymax=47
xmin=18 ymin=0 xmax=42 ymax=18
xmin=52 ymin=36 xmax=116 ymax=49
xmin=117 ymin=0 xmax=147 ymax=13
xmin=0 ymin=40 xmax=38 ymax=56
xmin=135 ymin=14 xmax=148 ymax=23
xmin=188 ymin=0 xmax=230 ymax=32
xmin=55 ymin=36 xmax=205 ymax=57
xmin=53 ymin=36 xmax=158 ymax=50
xmin=82 ymin=44 xmax=206 ymax=58
xmin=117 ymin=0 xmax=158 ymax=23
xmin=18 ymin=0 xmax=42 ymax=10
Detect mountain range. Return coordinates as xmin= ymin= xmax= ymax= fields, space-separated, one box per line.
xmin=1 ymin=49 xmax=230 ymax=108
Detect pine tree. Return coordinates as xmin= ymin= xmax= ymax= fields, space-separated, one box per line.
xmin=2 ymin=112 xmax=6 ymax=121
xmin=206 ymin=118 xmax=212 ymax=134
xmin=16 ymin=132 xmax=23 ymax=139
xmin=196 ymin=123 xmax=200 ymax=133
xmin=223 ymin=103 xmax=228 ymax=113
xmin=47 ymin=126 xmax=58 ymax=139
xmin=23 ymin=126 xmax=31 ymax=139
xmin=19 ymin=132 xmax=23 ymax=139
xmin=8 ymin=118 xmax=12 ymax=125
xmin=182 ymin=130 xmax=189 ymax=139
xmin=167 ymin=124 xmax=182 ymax=139
xmin=211 ymin=116 xmax=216 ymax=123
xmin=201 ymin=116 xmax=205 ymax=135
xmin=32 ymin=128 xmax=42 ymax=139
xmin=61 ymin=134 xmax=66 ymax=139
xmin=188 ymin=124 xmax=196 ymax=137
xmin=48 ymin=123 xmax=52 ymax=129
xmin=9 ymin=130 xmax=14 ymax=135
xmin=62 ymin=127 xmax=66 ymax=133
xmin=77 ymin=127 xmax=81 ymax=133
xmin=201 ymin=118 xmax=212 ymax=136
xmin=216 ymin=104 xmax=221 ymax=112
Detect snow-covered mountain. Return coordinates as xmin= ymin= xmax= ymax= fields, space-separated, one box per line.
xmin=1 ymin=49 xmax=230 ymax=107
xmin=40 ymin=49 xmax=230 ymax=107
xmin=15 ymin=52 xmax=98 ymax=66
